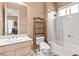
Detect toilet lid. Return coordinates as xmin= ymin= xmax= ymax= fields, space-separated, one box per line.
xmin=40 ymin=42 xmax=50 ymax=49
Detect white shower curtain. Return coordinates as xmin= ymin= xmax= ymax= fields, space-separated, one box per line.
xmin=48 ymin=11 xmax=64 ymax=46
xmin=48 ymin=18 xmax=54 ymax=42
xmin=48 ymin=11 xmax=56 ymax=45
xmin=55 ymin=17 xmax=64 ymax=46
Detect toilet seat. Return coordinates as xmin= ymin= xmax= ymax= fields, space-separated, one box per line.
xmin=40 ymin=42 xmax=50 ymax=50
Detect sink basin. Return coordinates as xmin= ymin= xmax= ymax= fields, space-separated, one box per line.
xmin=0 ymin=35 xmax=32 ymax=46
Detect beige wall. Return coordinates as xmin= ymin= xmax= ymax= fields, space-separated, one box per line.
xmin=46 ymin=2 xmax=55 ymax=11
xmin=0 ymin=3 xmax=3 ymax=35
xmin=25 ymin=2 xmax=45 ymax=38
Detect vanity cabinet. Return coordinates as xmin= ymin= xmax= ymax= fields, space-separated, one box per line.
xmin=0 ymin=40 xmax=33 ymax=56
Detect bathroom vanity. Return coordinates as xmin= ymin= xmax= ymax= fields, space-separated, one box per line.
xmin=0 ymin=34 xmax=33 ymax=56
xmin=0 ymin=3 xmax=33 ymax=56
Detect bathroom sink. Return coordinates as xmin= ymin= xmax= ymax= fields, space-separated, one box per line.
xmin=0 ymin=35 xmax=32 ymax=46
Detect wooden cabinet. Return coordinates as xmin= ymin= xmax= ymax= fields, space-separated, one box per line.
xmin=0 ymin=40 xmax=33 ymax=56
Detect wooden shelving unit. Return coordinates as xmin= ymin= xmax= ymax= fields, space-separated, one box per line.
xmin=33 ymin=17 xmax=47 ymax=49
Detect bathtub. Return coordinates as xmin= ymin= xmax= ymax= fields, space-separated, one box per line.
xmin=51 ymin=41 xmax=79 ymax=56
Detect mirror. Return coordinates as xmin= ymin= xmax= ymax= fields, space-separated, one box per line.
xmin=5 ymin=9 xmax=19 ymax=35
xmin=7 ymin=16 xmax=18 ymax=35
xmin=0 ymin=2 xmax=27 ymax=36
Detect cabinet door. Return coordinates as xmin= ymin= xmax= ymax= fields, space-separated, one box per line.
xmin=15 ymin=46 xmax=32 ymax=56
xmin=0 ymin=51 xmax=15 ymax=56
xmin=15 ymin=47 xmax=27 ymax=56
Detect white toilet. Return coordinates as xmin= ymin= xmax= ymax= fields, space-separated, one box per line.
xmin=36 ymin=36 xmax=50 ymax=56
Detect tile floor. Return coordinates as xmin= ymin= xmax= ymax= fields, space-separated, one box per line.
xmin=32 ymin=49 xmax=59 ymax=56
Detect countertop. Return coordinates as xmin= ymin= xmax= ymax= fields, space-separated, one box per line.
xmin=0 ymin=36 xmax=32 ymax=46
